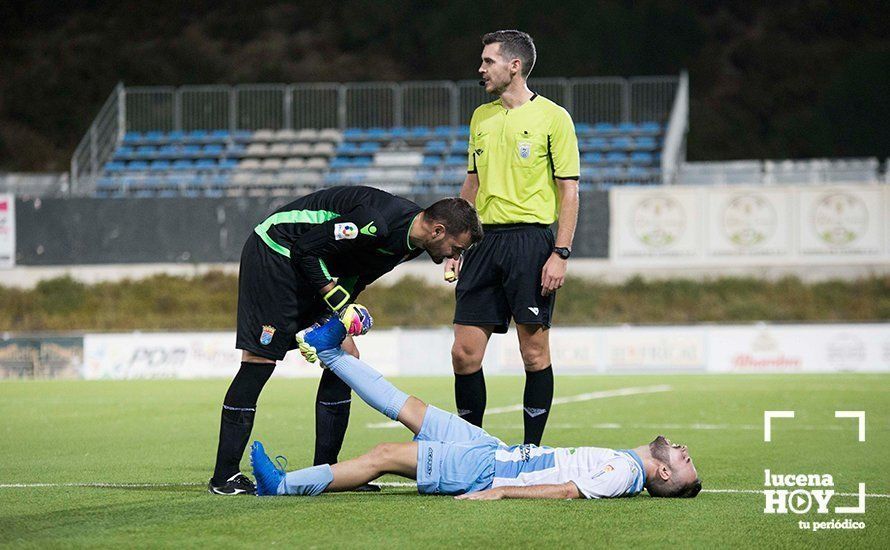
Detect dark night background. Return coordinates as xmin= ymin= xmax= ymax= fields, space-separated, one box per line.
xmin=0 ymin=0 xmax=888 ymax=171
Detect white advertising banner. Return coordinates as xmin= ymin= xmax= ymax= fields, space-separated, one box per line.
xmin=707 ymin=323 xmax=890 ymax=373
xmin=798 ymin=186 xmax=884 ymax=257
xmin=611 ymin=187 xmax=702 ymax=259
xmin=0 ymin=194 xmax=14 ymax=268
xmin=611 ymin=184 xmax=890 ymax=266
xmin=80 ymin=324 xmax=890 ymax=379
xmin=706 ymin=187 xmax=792 ymax=257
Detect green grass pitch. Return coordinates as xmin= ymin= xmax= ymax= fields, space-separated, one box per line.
xmin=1 ymin=374 xmax=887 ymax=548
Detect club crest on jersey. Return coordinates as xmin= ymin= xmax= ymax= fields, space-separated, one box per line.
xmin=260 ymin=325 xmax=276 ymax=345
xmin=334 ymin=222 xmax=358 ymax=240
xmin=518 ymin=141 xmax=531 ymax=159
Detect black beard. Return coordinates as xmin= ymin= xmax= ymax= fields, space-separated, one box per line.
xmin=649 ymin=435 xmax=672 ymax=464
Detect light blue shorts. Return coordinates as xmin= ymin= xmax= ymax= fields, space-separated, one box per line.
xmin=414 ymin=405 xmax=504 ymax=495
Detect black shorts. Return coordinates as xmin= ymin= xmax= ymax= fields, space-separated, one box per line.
xmin=235 ymin=233 xmax=327 ymax=360
xmin=454 ymin=224 xmax=556 ymax=334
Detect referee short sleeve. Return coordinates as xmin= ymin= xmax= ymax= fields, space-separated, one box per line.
xmin=549 ymin=108 xmax=580 ymax=180
xmin=467 ymin=115 xmax=477 ymax=173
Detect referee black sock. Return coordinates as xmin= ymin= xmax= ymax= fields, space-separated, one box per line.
xmin=212 ymin=361 xmax=275 ymax=485
xmin=454 ymin=369 xmax=486 ymax=427
xmin=523 ymin=365 xmax=553 ymax=446
xmin=313 ymin=368 xmax=352 ymax=466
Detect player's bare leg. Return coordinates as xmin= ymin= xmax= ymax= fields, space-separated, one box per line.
xmin=451 ymin=324 xmax=494 ymax=427
xmin=516 ymin=324 xmax=553 ymax=445
xmin=327 ymin=442 xmax=418 ymax=491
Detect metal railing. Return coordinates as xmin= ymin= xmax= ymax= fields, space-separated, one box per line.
xmin=71 ymin=75 xmax=681 ymax=192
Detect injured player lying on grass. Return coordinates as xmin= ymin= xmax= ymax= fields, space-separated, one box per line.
xmin=251 ymin=309 xmax=702 ymax=500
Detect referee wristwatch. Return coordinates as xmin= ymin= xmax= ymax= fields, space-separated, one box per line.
xmin=553 ymin=247 xmax=571 ymax=260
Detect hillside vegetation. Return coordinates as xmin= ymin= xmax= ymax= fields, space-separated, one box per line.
xmin=1 ymin=273 xmax=886 ymax=332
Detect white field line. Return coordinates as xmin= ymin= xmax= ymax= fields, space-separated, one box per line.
xmin=0 ymin=482 xmax=887 ymax=498
xmin=476 ymin=423 xmax=859 ymax=431
xmin=367 ymin=385 xmax=673 ymax=429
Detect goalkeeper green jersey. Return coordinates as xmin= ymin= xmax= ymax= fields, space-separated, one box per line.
xmin=467 ymin=94 xmax=580 ymax=225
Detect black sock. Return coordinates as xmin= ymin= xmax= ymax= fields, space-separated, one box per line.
xmin=212 ymin=361 xmax=275 ymax=484
xmin=523 ymin=365 xmax=553 ymax=446
xmin=313 ymin=367 xmax=352 ymax=465
xmin=454 ymin=369 xmax=486 ymax=427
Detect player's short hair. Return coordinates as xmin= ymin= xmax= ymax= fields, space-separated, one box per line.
xmin=648 ymin=476 xmax=703 ymax=498
xmin=423 ymin=198 xmax=483 ymax=244
xmin=482 ymin=30 xmax=536 ymax=78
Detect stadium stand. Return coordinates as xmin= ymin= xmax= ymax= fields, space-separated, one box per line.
xmin=73 ymin=76 xmax=684 ymax=197
xmin=93 ymin=122 xmax=665 ymax=197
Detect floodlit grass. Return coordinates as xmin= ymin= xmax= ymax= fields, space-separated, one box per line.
xmin=1 ymin=274 xmax=887 ymax=330
xmin=1 ymin=374 xmax=887 ymax=547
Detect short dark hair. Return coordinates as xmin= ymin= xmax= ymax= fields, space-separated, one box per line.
xmin=423 ymin=198 xmax=483 ymax=244
xmin=649 ymin=476 xmax=703 ymax=499
xmin=482 ymin=30 xmax=536 ymax=78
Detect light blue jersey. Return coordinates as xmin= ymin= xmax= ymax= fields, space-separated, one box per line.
xmin=493 ymin=445 xmax=646 ymax=499
xmin=412 ymin=405 xmax=645 ymax=498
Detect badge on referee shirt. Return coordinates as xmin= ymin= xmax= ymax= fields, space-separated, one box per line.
xmin=518 ymin=141 xmax=531 ymax=159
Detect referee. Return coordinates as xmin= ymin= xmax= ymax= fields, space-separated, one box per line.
xmin=445 ymin=30 xmax=580 ymax=446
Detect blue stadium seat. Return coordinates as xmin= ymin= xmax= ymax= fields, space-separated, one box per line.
xmin=172 ymin=159 xmax=193 ymax=170
xmin=630 ymin=151 xmax=652 ymax=164
xmin=352 ymin=156 xmax=373 ymax=167
xmin=233 ymin=130 xmax=253 ymax=141
xmin=450 ymin=141 xmax=468 ymax=154
xmin=606 ymin=152 xmax=629 ymax=164
xmin=150 ymin=160 xmax=172 ymax=171
xmin=185 ymin=130 xmax=208 ymax=142
xmin=330 ymin=157 xmax=352 ymax=168
xmin=425 ymin=141 xmax=448 ymax=154
xmin=433 ymin=126 xmax=455 ymax=137
xmin=181 ymin=144 xmax=202 ymax=157
xmin=635 ymin=137 xmax=658 ymax=151
xmin=423 ymin=155 xmax=443 ymax=166
xmin=408 ymin=126 xmax=431 ymax=139
xmin=195 ymin=159 xmax=217 ymax=170
xmin=337 ymin=142 xmax=358 ymax=154
xmin=593 ymin=122 xmax=616 ymax=134
xmin=581 ymin=152 xmax=605 ymax=165
xmin=611 ymin=137 xmax=634 ymax=151
xmin=457 ymin=125 xmax=470 ymax=136
xmin=638 ymin=122 xmax=661 ymax=135
xmin=203 ymin=144 xmax=224 ymax=156
xmin=444 ymin=155 xmax=464 ymax=166
xmin=358 ymin=142 xmax=380 ymax=153
xmin=145 ymin=131 xmax=165 ymax=143
xmin=585 ymin=137 xmax=609 ymax=151
xmin=210 ymin=129 xmax=230 ymax=140
xmin=123 ymin=132 xmax=142 ymax=144
xmin=167 ymin=130 xmax=185 ymax=141
xmin=135 ymin=146 xmax=156 ymax=158
xmin=218 ymin=159 xmax=238 ymax=170
xmin=367 ymin=127 xmax=387 ymax=139
xmin=343 ymin=128 xmax=364 ymax=140
xmin=389 ymin=127 xmax=408 ymax=139
xmin=618 ymin=122 xmax=636 ymax=134
xmin=115 ymin=146 xmax=135 ymax=159
xmin=103 ymin=162 xmax=126 ymax=173
xmin=574 ymin=123 xmax=593 ymax=135
xmin=129 ymin=160 xmax=150 ymax=171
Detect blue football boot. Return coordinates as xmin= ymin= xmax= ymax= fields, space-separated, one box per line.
xmin=295 ymin=315 xmax=347 ymax=363
xmin=250 ymin=441 xmax=286 ymax=496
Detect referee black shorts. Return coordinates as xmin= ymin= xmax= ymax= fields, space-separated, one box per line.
xmin=235 ymin=233 xmax=327 ymax=361
xmin=454 ymin=224 xmax=556 ymax=334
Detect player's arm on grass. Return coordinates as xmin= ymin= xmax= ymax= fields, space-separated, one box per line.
xmin=455 ymin=482 xmax=582 ymax=500
xmin=541 ymin=106 xmax=581 ymax=296
xmin=289 ymin=205 xmax=388 ymax=311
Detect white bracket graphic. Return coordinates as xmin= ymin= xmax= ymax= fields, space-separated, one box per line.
xmin=834 ymin=411 xmax=866 ymax=442
xmin=835 ymin=483 xmax=866 ymax=514
xmin=763 ymin=411 xmax=795 ymax=442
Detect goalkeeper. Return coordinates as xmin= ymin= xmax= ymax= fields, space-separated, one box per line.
xmin=251 ymin=311 xmax=702 ymax=500
xmin=209 ymin=186 xmax=482 ymax=495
